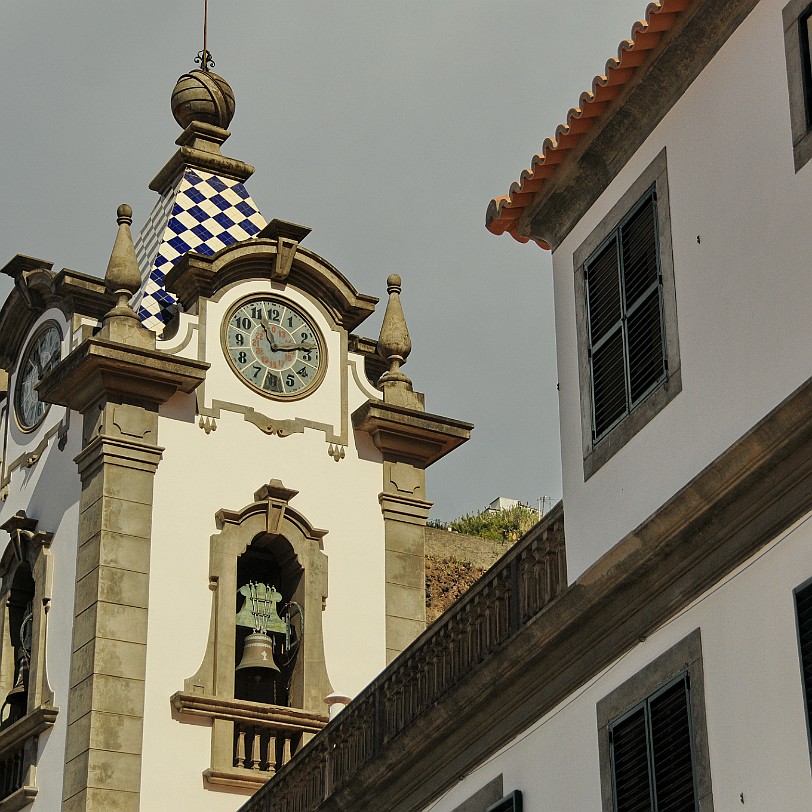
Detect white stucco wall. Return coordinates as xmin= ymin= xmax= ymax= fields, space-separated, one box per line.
xmin=139 ymin=278 xmax=388 ymax=809
xmin=426 ymin=509 xmax=812 ymax=812
xmin=553 ymin=0 xmax=812 ymax=579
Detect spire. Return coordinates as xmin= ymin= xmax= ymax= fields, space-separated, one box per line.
xmin=102 ymin=205 xmax=155 ymax=347
xmin=377 ymin=275 xmax=423 ymax=410
xmin=105 ymin=205 xmax=141 ymax=319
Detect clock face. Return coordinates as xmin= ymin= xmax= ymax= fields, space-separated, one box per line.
xmin=222 ymin=296 xmax=326 ymax=399
xmin=15 ymin=322 xmax=63 ymax=431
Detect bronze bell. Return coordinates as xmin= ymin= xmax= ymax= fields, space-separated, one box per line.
xmin=236 ymin=632 xmax=280 ymax=677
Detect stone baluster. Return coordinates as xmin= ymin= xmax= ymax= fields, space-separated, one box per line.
xmin=266 ymin=733 xmax=277 ymax=773
xmin=235 ymin=726 xmax=246 ymax=768
xmin=282 ymin=734 xmax=292 ymax=766
xmin=250 ymin=728 xmax=261 ymax=771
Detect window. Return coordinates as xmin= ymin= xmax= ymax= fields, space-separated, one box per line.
xmin=784 ymin=0 xmax=812 ymax=171
xmin=574 ymin=149 xmax=681 ymax=478
xmin=597 ymin=630 xmax=713 ymax=812
xmin=585 ymin=189 xmax=665 ymax=441
xmin=486 ymin=791 xmax=523 ymax=812
xmin=794 ymin=579 xmax=812 ymax=764
xmin=609 ymin=674 xmax=695 ymax=811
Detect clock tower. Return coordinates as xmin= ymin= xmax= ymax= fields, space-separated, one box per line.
xmin=0 ymin=60 xmax=471 ymax=811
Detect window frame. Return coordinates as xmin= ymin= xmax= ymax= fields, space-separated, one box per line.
xmin=783 ymin=0 xmax=812 ymax=172
xmin=596 ymin=629 xmax=714 ymax=812
xmin=793 ymin=577 xmax=812 ymax=772
xmin=574 ymin=148 xmax=681 ymax=480
xmin=486 ymin=790 xmax=523 ymax=812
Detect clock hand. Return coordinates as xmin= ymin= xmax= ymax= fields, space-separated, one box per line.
xmin=258 ymin=315 xmax=283 ymax=352
xmin=273 ymin=341 xmax=317 ymax=352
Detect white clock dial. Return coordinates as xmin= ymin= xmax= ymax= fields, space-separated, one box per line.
xmin=222 ymin=297 xmax=326 ymax=399
xmin=15 ymin=322 xmax=63 ymax=431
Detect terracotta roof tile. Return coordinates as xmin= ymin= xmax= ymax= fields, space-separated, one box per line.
xmin=486 ymin=0 xmax=693 ymax=249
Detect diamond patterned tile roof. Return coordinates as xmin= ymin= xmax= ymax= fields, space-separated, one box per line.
xmin=135 ymin=167 xmax=266 ymax=331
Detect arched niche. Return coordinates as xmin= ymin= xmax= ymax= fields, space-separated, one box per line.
xmin=0 ymin=511 xmax=54 ymax=721
xmin=185 ymin=479 xmax=332 ymax=714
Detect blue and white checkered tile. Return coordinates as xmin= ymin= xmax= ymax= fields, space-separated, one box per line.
xmin=134 ymin=168 xmax=266 ymax=332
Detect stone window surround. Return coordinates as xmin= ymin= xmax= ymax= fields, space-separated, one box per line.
xmin=573 ymin=147 xmax=681 ymax=480
xmin=596 ymin=628 xmax=714 ymax=812
xmin=783 ymin=0 xmax=812 ymax=172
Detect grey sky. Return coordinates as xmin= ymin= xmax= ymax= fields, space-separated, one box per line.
xmin=1 ymin=0 xmax=648 ymax=522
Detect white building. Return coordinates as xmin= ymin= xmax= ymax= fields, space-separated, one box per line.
xmin=241 ymin=0 xmax=812 ymax=809
xmin=0 ymin=63 xmax=470 ymax=811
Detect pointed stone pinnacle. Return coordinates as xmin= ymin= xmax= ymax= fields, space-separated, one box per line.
xmin=99 ymin=205 xmax=154 ymax=349
xmin=377 ymin=273 xmax=413 ymax=390
xmin=104 ymin=203 xmax=141 ymax=322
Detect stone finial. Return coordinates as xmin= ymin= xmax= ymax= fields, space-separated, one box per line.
xmin=104 ymin=204 xmax=141 ymax=321
xmin=99 ymin=205 xmax=154 ymax=348
xmin=172 ymin=69 xmax=235 ymax=130
xmin=377 ymin=274 xmax=413 ymax=390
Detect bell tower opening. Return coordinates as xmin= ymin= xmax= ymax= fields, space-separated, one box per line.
xmin=234 ymin=542 xmax=303 ymax=707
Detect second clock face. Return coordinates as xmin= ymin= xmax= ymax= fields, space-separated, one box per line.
xmin=15 ymin=321 xmax=63 ymax=431
xmin=223 ymin=296 xmax=326 ymax=399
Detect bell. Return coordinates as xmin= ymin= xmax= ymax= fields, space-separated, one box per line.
xmin=236 ymin=632 xmax=280 ymax=676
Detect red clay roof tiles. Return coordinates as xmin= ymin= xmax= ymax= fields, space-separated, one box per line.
xmin=485 ymin=0 xmax=693 ymax=249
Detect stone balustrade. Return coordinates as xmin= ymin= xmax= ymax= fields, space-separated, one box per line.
xmin=239 ymin=503 xmax=565 ymax=812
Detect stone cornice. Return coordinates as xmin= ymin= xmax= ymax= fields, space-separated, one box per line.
xmin=243 ymin=374 xmax=812 ymax=812
xmin=0 ymin=705 xmax=58 ymax=758
xmin=352 ymin=400 xmax=472 ymax=468
xmin=149 ymin=147 xmax=255 ymax=193
xmin=38 ymin=337 xmax=208 ymax=412
xmin=166 ymin=241 xmax=378 ymax=332
xmin=171 ymin=692 xmax=328 ymax=733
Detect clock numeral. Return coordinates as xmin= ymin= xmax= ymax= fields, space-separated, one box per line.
xmin=236 ymin=316 xmax=252 ymax=331
xmin=251 ymin=365 xmax=262 ymax=380
xmin=237 ymin=351 xmax=247 ymax=365
xmin=267 ymin=374 xmax=281 ymax=392
xmin=270 ymin=309 xmax=281 ymax=323
xmin=250 ymin=306 xmax=263 ymax=319
xmin=297 ymin=367 xmax=308 ymax=378
xmin=235 ymin=333 xmax=244 ymax=346
xmin=287 ymin=316 xmax=295 ymax=328
xmin=302 ymin=351 xmax=312 ymax=362
xmin=285 ymin=374 xmax=296 ymax=388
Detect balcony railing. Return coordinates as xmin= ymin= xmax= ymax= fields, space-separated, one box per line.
xmin=240 ymin=503 xmax=565 ymax=812
xmin=0 ymin=704 xmax=58 ymax=810
xmin=171 ymin=693 xmax=328 ymax=792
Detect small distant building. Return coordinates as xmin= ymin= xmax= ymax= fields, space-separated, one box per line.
xmin=486 ymin=497 xmax=522 ymax=512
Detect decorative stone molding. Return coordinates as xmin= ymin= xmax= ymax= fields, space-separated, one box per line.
xmin=181 ymin=480 xmax=332 ymax=791
xmin=165 ymin=239 xmax=377 ymax=332
xmin=0 ymin=513 xmax=58 ymax=809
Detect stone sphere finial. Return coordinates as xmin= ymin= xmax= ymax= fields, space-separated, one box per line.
xmin=387 ymin=274 xmax=401 ymax=291
xmin=172 ymin=69 xmax=235 ymax=130
xmin=117 ymin=203 xmax=133 ymax=225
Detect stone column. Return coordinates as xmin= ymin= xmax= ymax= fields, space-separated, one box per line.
xmin=353 ymin=275 xmax=472 ymax=663
xmin=39 ymin=205 xmax=208 ymax=812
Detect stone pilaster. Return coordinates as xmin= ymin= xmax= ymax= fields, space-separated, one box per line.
xmin=353 ymin=403 xmax=472 ymax=663
xmin=63 ymin=430 xmax=161 ymax=812
xmin=354 ymin=274 xmax=472 ymax=662
xmin=38 ymin=202 xmax=208 ymax=810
